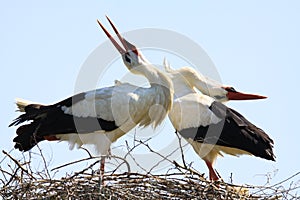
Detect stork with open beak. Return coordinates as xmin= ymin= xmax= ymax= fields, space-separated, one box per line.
xmin=9 ymin=17 xmax=173 ymax=177
xmin=163 ymin=60 xmax=275 ymax=181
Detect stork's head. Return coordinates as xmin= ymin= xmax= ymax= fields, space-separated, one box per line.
xmin=183 ymin=67 xmax=267 ymax=101
xmin=97 ymin=16 xmax=145 ymax=74
xmin=120 ymin=40 xmax=143 ymax=71
xmin=165 ymin=66 xmax=267 ymax=102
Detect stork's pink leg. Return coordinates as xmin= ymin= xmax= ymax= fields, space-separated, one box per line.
xmin=100 ymin=156 xmax=105 ymax=185
xmin=100 ymin=156 xmax=105 ymax=174
xmin=205 ymin=160 xmax=219 ymax=181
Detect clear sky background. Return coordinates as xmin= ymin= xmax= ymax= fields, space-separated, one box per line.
xmin=1 ymin=0 xmax=300 ymax=189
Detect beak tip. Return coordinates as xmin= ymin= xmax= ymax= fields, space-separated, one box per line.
xmin=96 ymin=19 xmax=103 ymax=27
xmin=261 ymin=96 xmax=268 ymax=99
xmin=251 ymin=94 xmax=268 ymax=100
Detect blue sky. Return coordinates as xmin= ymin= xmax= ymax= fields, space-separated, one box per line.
xmin=1 ymin=1 xmax=300 ymax=188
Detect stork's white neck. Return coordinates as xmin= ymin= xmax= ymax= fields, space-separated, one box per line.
xmin=129 ymin=58 xmax=174 ymax=128
xmin=165 ymin=67 xmax=226 ymax=101
xmin=166 ymin=71 xmax=196 ymax=99
xmin=172 ymin=80 xmax=196 ymax=99
xmin=133 ymin=59 xmax=173 ymax=90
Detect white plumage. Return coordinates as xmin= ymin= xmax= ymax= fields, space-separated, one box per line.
xmin=163 ymin=59 xmax=274 ymax=181
xmin=169 ymin=93 xmax=220 ymax=131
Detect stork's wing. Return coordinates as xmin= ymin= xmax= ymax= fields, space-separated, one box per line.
xmin=179 ymin=100 xmax=275 ymax=161
xmin=9 ymin=82 xmax=140 ymax=151
xmin=63 ymin=82 xmax=141 ymax=126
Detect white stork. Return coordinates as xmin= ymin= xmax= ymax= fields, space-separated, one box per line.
xmin=163 ymin=60 xmax=275 ymax=181
xmin=9 ymin=17 xmax=173 ymax=175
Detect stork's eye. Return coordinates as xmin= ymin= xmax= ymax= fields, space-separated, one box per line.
xmin=125 ymin=53 xmax=131 ymax=63
xmin=226 ymin=87 xmax=237 ymax=92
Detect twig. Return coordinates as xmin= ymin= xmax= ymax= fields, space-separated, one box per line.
xmin=36 ymin=144 xmax=51 ymax=179
xmin=0 ymin=148 xmax=14 ymax=165
xmin=2 ymin=150 xmax=36 ymax=180
xmin=51 ymin=156 xmax=101 ymax=171
xmin=173 ymin=160 xmax=206 ymax=180
xmin=68 ymin=160 xmax=99 ymax=179
xmin=270 ymin=171 xmax=300 ymax=188
xmin=174 ymin=130 xmax=187 ymax=168
xmin=80 ymin=147 xmax=93 ymax=158
xmin=124 ymin=140 xmax=148 ymax=173
xmin=108 ymin=155 xmax=131 ymax=175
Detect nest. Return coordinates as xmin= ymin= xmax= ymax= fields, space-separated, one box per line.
xmin=1 ymin=151 xmax=299 ymax=200
xmin=0 ymin=142 xmax=299 ymax=200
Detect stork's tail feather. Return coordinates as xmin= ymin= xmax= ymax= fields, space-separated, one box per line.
xmin=9 ymin=103 xmax=44 ymax=127
xmin=15 ymin=98 xmax=38 ymax=112
xmin=10 ymin=102 xmax=47 ymax=151
xmin=13 ymin=122 xmax=45 ymax=151
xmin=163 ymin=57 xmax=173 ymax=72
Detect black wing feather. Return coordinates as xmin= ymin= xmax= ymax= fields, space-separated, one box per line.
xmin=180 ymin=101 xmax=275 ymax=161
xmin=10 ymin=93 xmax=118 ymax=151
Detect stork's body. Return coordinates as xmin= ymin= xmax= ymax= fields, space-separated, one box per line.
xmin=11 ymin=82 xmax=171 ymax=154
xmin=10 ymin=18 xmax=173 ymax=176
xmin=164 ymin=62 xmax=275 ymax=180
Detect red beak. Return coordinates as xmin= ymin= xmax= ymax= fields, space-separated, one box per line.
xmin=97 ymin=16 xmax=139 ymax=56
xmin=223 ymin=86 xmax=267 ymax=100
xmin=97 ymin=17 xmax=128 ymax=55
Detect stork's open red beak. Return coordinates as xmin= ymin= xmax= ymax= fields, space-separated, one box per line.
xmin=97 ymin=16 xmax=138 ymax=55
xmin=223 ymin=86 xmax=267 ymax=100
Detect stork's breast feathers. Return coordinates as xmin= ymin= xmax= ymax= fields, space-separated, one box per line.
xmin=169 ymin=93 xmax=220 ymax=130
